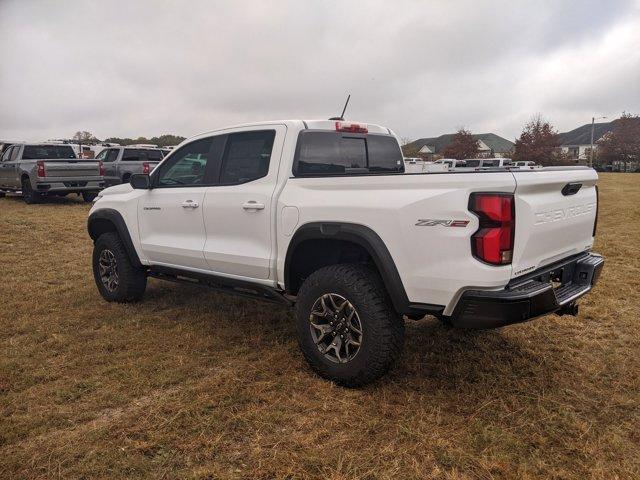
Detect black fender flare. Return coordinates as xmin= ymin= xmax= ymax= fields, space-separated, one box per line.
xmin=87 ymin=208 xmax=143 ymax=268
xmin=285 ymin=222 xmax=427 ymax=315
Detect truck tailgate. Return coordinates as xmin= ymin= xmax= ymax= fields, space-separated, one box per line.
xmin=44 ymin=160 xmax=101 ymax=178
xmin=511 ymin=167 xmax=598 ymax=278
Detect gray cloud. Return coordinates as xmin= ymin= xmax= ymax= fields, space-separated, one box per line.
xmin=1 ymin=0 xmax=638 ymax=142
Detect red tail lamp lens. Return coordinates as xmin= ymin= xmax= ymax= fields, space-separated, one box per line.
xmin=469 ymin=193 xmax=515 ymax=265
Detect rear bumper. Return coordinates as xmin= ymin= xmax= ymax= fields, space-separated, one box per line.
xmin=449 ymin=252 xmax=604 ymax=329
xmin=36 ymin=179 xmax=105 ymax=192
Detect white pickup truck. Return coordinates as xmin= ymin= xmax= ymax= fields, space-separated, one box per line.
xmin=87 ymin=119 xmax=603 ymax=386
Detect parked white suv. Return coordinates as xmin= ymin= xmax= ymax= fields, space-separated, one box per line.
xmin=87 ymin=119 xmax=603 ymax=386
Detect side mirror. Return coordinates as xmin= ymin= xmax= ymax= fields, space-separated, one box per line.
xmin=130 ymin=173 xmax=151 ymax=189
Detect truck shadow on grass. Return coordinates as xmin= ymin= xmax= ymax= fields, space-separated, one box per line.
xmin=140 ymin=280 xmax=555 ymax=393
xmin=0 ymin=193 xmax=87 ymax=205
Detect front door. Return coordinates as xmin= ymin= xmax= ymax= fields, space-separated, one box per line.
xmin=202 ymin=126 xmax=285 ymax=280
xmin=138 ymin=136 xmax=219 ymax=270
xmin=0 ymin=146 xmax=20 ymax=188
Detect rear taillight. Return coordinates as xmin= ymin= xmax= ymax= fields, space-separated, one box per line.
xmin=335 ymin=121 xmax=368 ymax=134
xmin=469 ymin=193 xmax=515 ymax=265
xmin=37 ymin=160 xmax=45 ymax=178
xmin=142 ymin=162 xmax=150 ymax=174
xmin=99 ymin=160 xmax=105 ymax=176
xmin=593 ymin=185 xmax=598 ymax=237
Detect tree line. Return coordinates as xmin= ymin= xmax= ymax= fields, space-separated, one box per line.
xmin=402 ymin=113 xmax=640 ymax=168
xmin=71 ymin=131 xmax=186 ymax=147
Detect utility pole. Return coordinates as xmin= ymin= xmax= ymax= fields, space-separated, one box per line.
xmin=590 ymin=116 xmax=607 ymax=168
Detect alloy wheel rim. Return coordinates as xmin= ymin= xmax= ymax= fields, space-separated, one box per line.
xmin=98 ymin=249 xmax=119 ymax=292
xmin=309 ymin=293 xmax=363 ymax=364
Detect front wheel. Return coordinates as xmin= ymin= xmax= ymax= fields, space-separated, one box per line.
xmin=92 ymin=232 xmax=147 ymax=302
xmin=295 ymin=264 xmax=405 ymax=387
xmin=82 ymin=191 xmax=98 ymax=203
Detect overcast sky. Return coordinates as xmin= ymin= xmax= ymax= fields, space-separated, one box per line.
xmin=1 ymin=0 xmax=639 ymax=143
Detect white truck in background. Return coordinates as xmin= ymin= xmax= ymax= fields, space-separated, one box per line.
xmin=403 ymin=158 xmax=448 ymax=173
xmin=87 ymin=119 xmax=603 ymax=387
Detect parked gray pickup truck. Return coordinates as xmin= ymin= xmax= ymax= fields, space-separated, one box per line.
xmin=0 ymin=143 xmax=105 ymax=203
xmin=95 ymin=147 xmax=164 ymax=186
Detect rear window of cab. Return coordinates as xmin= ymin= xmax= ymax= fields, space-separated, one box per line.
xmin=293 ymin=131 xmax=404 ymax=176
xmin=123 ymin=149 xmax=164 ymax=161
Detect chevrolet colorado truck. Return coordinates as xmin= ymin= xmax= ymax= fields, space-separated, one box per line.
xmin=0 ymin=143 xmax=105 ymax=203
xmin=87 ymin=120 xmax=603 ymax=386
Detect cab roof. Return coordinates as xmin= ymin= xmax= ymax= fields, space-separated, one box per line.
xmin=192 ymin=119 xmax=393 ymax=138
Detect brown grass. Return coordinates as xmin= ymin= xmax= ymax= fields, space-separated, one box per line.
xmin=0 ymin=173 xmax=638 ymax=479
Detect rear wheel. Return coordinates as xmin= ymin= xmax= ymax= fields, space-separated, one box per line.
xmin=92 ymin=232 xmax=147 ymax=302
xmin=295 ymin=264 xmax=404 ymax=387
xmin=21 ymin=177 xmax=41 ymax=204
xmin=82 ymin=191 xmax=98 ymax=203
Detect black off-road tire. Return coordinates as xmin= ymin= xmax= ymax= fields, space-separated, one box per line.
xmin=21 ymin=177 xmax=41 ymax=204
xmin=82 ymin=191 xmax=98 ymax=203
xmin=295 ymin=263 xmax=405 ymax=387
xmin=92 ymin=232 xmax=147 ymax=302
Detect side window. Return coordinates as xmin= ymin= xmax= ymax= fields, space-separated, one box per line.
xmin=155 ymin=137 xmax=215 ymax=187
xmin=220 ymin=130 xmax=275 ymax=184
xmin=106 ymin=149 xmax=119 ymax=162
xmin=122 ymin=149 xmax=141 ymax=161
xmin=466 ymin=159 xmax=481 ymax=167
xmin=10 ymin=146 xmax=20 ymax=161
xmin=1 ymin=147 xmax=13 ymax=162
xmin=144 ymin=150 xmax=164 ymax=161
xmin=95 ymin=149 xmax=107 ymax=160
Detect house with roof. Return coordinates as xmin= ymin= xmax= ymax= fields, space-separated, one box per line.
xmin=557 ymin=121 xmax=614 ymax=161
xmin=406 ymin=133 xmax=514 ymax=159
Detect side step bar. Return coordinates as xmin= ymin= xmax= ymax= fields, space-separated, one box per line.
xmin=148 ymin=266 xmax=294 ymax=307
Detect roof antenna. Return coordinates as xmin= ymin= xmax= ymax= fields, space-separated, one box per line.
xmin=329 ymin=94 xmax=350 ymax=121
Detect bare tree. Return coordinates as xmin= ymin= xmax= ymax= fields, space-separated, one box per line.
xmin=597 ymin=112 xmax=640 ymax=171
xmin=72 ymin=131 xmax=98 ymax=144
xmin=441 ymin=128 xmax=478 ymax=159
xmin=512 ymin=115 xmax=563 ymax=166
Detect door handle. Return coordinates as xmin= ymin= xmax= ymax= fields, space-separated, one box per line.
xmin=181 ymin=200 xmax=199 ymax=208
xmin=242 ymin=201 xmax=265 ymax=210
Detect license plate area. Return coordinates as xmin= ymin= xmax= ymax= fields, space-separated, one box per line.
xmin=533 ymin=264 xmax=574 ymax=291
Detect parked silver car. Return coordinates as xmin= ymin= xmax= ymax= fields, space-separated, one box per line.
xmin=0 ymin=143 xmax=105 ymax=203
xmin=95 ymin=146 xmax=165 ymax=186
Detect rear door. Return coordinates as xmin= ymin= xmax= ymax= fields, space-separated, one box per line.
xmin=102 ymin=149 xmax=120 ymax=185
xmin=201 ymin=125 xmax=286 ymax=280
xmin=511 ymin=168 xmax=598 ymax=278
xmin=138 ymin=136 xmax=222 ymax=270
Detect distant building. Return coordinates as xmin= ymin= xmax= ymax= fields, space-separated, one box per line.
xmin=557 ymin=121 xmax=614 ymax=161
xmin=407 ymin=133 xmax=514 ymax=159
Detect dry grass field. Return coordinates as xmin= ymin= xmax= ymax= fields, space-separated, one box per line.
xmin=0 ymin=173 xmax=638 ymax=479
